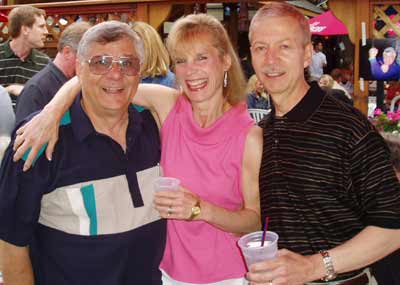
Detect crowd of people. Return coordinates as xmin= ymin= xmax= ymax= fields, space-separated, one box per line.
xmin=0 ymin=2 xmax=399 ymax=285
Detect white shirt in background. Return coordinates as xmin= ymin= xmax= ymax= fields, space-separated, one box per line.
xmin=309 ymin=51 xmax=327 ymax=79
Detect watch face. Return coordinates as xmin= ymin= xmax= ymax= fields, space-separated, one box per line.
xmin=192 ymin=206 xmax=201 ymax=216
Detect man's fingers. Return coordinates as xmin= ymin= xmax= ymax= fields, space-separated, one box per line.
xmin=13 ymin=125 xmax=27 ymax=151
xmin=46 ymin=135 xmax=58 ymax=161
xmin=15 ymin=124 xmax=26 ymax=135
xmin=13 ymin=139 xmax=30 ymax=162
xmin=23 ymin=152 xmax=35 ymax=172
xmin=22 ymin=144 xmax=42 ymax=171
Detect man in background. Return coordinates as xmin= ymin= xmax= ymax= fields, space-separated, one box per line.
xmin=0 ymin=5 xmax=50 ymax=107
xmin=330 ymin=68 xmax=352 ymax=100
xmin=309 ymin=40 xmax=327 ymax=82
xmin=369 ymin=46 xmax=400 ymax=81
xmin=15 ymin=21 xmax=90 ymax=124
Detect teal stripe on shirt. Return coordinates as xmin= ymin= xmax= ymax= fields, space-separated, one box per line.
xmin=80 ymin=184 xmax=98 ymax=236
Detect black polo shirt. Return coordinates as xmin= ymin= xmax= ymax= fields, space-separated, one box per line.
xmin=0 ymin=95 xmax=165 ymax=285
xmin=15 ymin=61 xmax=68 ymax=124
xmin=259 ymin=82 xmax=400 ymax=279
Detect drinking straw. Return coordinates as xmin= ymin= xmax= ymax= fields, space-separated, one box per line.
xmin=261 ymin=216 xmax=269 ymax=247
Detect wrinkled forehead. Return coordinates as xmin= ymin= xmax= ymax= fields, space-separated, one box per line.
xmin=250 ymin=16 xmax=308 ymax=46
xmin=84 ymin=37 xmax=138 ymax=59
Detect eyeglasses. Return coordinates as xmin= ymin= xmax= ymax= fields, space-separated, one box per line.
xmin=85 ymin=55 xmax=140 ymax=76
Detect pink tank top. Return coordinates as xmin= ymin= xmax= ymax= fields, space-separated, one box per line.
xmin=159 ymin=95 xmax=254 ymax=283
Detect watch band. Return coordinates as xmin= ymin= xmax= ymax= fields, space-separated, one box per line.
xmin=319 ymin=250 xmax=337 ymax=281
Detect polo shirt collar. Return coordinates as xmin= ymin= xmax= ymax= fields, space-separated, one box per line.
xmin=3 ymin=40 xmax=36 ymax=62
xmin=70 ymin=93 xmax=143 ymax=142
xmin=271 ymin=81 xmax=326 ymax=122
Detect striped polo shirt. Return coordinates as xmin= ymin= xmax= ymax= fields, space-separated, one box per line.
xmin=0 ymin=40 xmax=50 ymax=86
xmin=0 ymin=95 xmax=166 ymax=285
xmin=0 ymin=40 xmax=50 ymax=106
xmin=259 ymin=82 xmax=400 ymax=279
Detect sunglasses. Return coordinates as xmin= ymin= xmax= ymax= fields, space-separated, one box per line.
xmin=85 ymin=55 xmax=140 ymax=76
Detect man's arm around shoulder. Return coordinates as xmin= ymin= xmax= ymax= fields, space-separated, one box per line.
xmin=1 ymin=240 xmax=34 ymax=285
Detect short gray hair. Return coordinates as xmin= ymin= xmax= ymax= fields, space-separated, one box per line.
xmin=77 ymin=21 xmax=144 ymax=63
xmin=58 ymin=21 xmax=91 ymax=52
xmin=383 ymin=47 xmax=396 ymax=55
xmin=249 ymin=2 xmax=311 ymax=47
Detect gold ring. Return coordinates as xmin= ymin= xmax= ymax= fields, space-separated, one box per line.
xmin=167 ymin=206 xmax=172 ymax=216
xmin=269 ymin=282 xmax=273 ymax=285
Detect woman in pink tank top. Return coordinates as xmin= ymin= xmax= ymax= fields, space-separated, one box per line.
xmin=12 ymin=13 xmax=263 ymax=285
xmin=150 ymin=14 xmax=263 ymax=285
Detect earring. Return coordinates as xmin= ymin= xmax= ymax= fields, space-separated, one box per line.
xmin=223 ymin=71 xmax=228 ymax=88
xmin=177 ymin=84 xmax=183 ymax=93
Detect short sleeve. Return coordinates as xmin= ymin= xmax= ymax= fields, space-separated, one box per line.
xmin=350 ymin=131 xmax=400 ymax=228
xmin=0 ymin=134 xmax=51 ymax=246
xmin=15 ymin=84 xmax=45 ymax=125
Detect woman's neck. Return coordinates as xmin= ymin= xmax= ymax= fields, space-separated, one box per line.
xmin=191 ymin=96 xmax=231 ymax=128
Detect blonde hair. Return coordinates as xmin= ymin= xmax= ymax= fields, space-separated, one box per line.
xmin=319 ymin=74 xmax=334 ymax=88
xmin=246 ymin=74 xmax=259 ymax=94
xmin=166 ymin=13 xmax=246 ymax=106
xmin=132 ymin=21 xmax=170 ymax=78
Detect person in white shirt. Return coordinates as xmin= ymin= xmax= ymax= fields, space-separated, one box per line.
xmin=0 ymin=85 xmax=15 ymax=162
xmin=309 ymin=41 xmax=327 ymax=82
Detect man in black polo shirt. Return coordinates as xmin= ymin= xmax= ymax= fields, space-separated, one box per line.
xmin=15 ymin=21 xmax=90 ymax=124
xmin=0 ymin=21 xmax=165 ymax=285
xmin=246 ymin=2 xmax=400 ymax=285
xmin=0 ymin=5 xmax=50 ymax=108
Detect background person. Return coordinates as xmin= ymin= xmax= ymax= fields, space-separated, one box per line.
xmin=15 ymin=21 xmax=90 ymax=124
xmin=309 ymin=40 xmax=327 ymax=82
xmin=318 ymin=74 xmax=353 ymax=106
xmin=132 ymin=21 xmax=175 ymax=88
xmin=330 ymin=68 xmax=352 ymax=100
xmin=246 ymin=74 xmax=270 ymax=110
xmin=0 ymin=85 xmax=14 ymax=161
xmin=0 ymin=5 xmax=50 ymax=106
xmin=369 ymin=46 xmax=400 ymax=81
xmin=248 ymin=2 xmax=400 ymax=284
xmin=0 ymin=21 xmax=166 ymax=285
xmin=11 ymin=13 xmax=262 ymax=285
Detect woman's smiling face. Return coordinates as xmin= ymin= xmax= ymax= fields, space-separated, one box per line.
xmin=173 ymin=34 xmax=231 ymax=105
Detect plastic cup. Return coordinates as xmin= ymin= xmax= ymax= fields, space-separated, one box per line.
xmin=153 ymin=177 xmax=180 ymax=192
xmin=238 ymin=231 xmax=279 ymax=268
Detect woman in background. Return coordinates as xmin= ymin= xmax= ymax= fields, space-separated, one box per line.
xmin=132 ymin=21 xmax=175 ymax=88
xmin=245 ymin=74 xmax=270 ymax=110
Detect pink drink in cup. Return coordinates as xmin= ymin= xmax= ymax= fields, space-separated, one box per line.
xmin=153 ymin=177 xmax=180 ymax=192
xmin=238 ymin=231 xmax=279 ymax=268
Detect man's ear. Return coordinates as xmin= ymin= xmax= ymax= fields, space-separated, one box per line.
xmin=20 ymin=25 xmax=30 ymax=36
xmin=62 ymin=46 xmax=73 ymax=57
xmin=303 ymin=43 xmax=313 ymax=69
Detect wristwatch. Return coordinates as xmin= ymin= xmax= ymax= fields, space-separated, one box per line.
xmin=190 ymin=200 xmax=201 ymax=220
xmin=320 ymin=250 xmax=337 ymax=281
